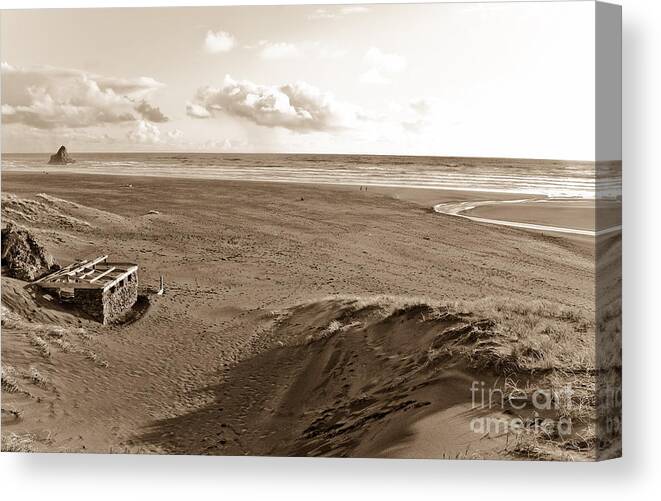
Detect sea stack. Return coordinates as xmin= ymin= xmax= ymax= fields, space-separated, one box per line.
xmin=48 ymin=145 xmax=75 ymax=165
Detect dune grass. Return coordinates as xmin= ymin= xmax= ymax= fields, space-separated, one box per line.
xmin=292 ymin=294 xmax=602 ymax=460
xmin=316 ymin=294 xmax=595 ymax=374
xmin=1 ymin=365 xmax=20 ymax=393
xmin=1 ymin=433 xmax=37 ymax=453
xmin=29 ymin=367 xmax=48 ymax=387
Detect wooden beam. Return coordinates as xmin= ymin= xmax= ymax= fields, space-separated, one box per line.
xmin=79 ymin=269 xmax=97 ymax=279
xmin=33 ymin=260 xmax=82 ymax=283
xmin=88 ymin=267 xmax=116 ymax=283
xmin=102 ymin=266 xmax=138 ymax=291
xmin=65 ymin=255 xmax=108 ymax=276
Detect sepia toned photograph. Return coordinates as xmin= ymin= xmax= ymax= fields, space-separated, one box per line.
xmin=1 ymin=2 xmax=621 ymax=461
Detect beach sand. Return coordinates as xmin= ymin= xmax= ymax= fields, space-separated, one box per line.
xmin=1 ymin=171 xmax=602 ymax=459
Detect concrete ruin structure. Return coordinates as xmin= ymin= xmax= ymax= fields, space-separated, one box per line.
xmin=35 ymin=255 xmax=138 ymax=324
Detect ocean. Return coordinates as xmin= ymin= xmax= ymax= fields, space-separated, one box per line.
xmin=1 ymin=153 xmax=620 ymax=199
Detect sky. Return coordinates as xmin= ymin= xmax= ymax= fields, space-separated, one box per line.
xmin=1 ymin=2 xmax=596 ymax=159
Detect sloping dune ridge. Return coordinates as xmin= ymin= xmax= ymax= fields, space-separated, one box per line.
xmin=135 ymin=295 xmax=597 ymax=459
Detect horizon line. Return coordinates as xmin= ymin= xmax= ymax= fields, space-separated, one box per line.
xmin=1 ymin=151 xmax=608 ymax=163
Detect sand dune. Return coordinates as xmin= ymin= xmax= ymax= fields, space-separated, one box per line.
xmin=137 ymin=296 xmax=596 ymax=459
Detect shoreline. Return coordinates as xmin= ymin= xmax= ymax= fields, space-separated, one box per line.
xmin=0 ymin=164 xmax=598 ymax=198
xmin=2 ymin=170 xmax=603 ymax=238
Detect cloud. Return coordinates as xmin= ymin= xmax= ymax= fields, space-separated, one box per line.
xmin=189 ymin=75 xmax=361 ymax=132
xmin=259 ymin=42 xmax=302 ymax=60
xmin=308 ymin=6 xmax=370 ymax=19
xmin=127 ymin=120 xmax=161 ymax=144
xmin=135 ymin=100 xmax=169 ymax=122
xmin=309 ymin=42 xmax=347 ymax=60
xmin=254 ymin=40 xmax=345 ymax=60
xmin=409 ymin=99 xmax=431 ymax=115
xmin=360 ymin=48 xmax=407 ymax=85
xmin=401 ymin=99 xmax=438 ymax=133
xmin=186 ymin=102 xmax=212 ymax=118
xmin=340 ymin=6 xmax=370 ymax=15
xmin=167 ymin=129 xmax=184 ymax=139
xmin=1 ymin=63 xmax=165 ymax=129
xmin=401 ymin=119 xmax=427 ymax=133
xmin=365 ymin=47 xmax=407 ymax=73
xmin=202 ymin=138 xmax=245 ymax=151
xmin=95 ymin=75 xmax=165 ymax=96
xmin=307 ymin=8 xmax=336 ymax=20
xmin=359 ymin=68 xmax=389 ymax=85
xmin=204 ymin=30 xmax=236 ymax=53
xmin=3 ymin=123 xmax=117 ymax=145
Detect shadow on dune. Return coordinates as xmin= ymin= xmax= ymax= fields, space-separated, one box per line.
xmin=133 ymin=297 xmax=546 ymax=459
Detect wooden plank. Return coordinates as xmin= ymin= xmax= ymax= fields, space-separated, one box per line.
xmin=102 ymin=266 xmax=138 ymax=291
xmin=79 ymin=269 xmax=97 ymax=279
xmin=65 ymin=255 xmax=108 ymax=276
xmin=33 ymin=260 xmax=82 ymax=283
xmin=88 ymin=267 xmax=116 ymax=283
xmin=37 ymin=255 xmax=107 ymax=284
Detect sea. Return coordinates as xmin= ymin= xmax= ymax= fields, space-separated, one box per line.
xmin=1 ymin=153 xmax=621 ymax=199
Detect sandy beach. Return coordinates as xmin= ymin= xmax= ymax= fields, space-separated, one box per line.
xmin=1 ymin=169 xmax=614 ymax=459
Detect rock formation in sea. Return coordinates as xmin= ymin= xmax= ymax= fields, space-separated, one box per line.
xmin=48 ymin=145 xmax=75 ymax=165
xmin=1 ymin=223 xmax=58 ymax=281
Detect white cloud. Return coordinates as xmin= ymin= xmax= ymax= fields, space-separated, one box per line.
xmin=201 ymin=138 xmax=248 ymax=152
xmin=204 ymin=30 xmax=236 ymax=53
xmin=340 ymin=6 xmax=370 ymax=15
xmin=186 ymin=102 xmax=212 ymax=118
xmin=409 ymin=98 xmax=432 ymax=115
xmin=259 ymin=42 xmax=302 ymax=60
xmin=95 ymin=75 xmax=165 ymax=97
xmin=167 ymin=129 xmax=184 ymax=139
xmin=359 ymin=68 xmax=389 ymax=85
xmin=360 ymin=48 xmax=408 ymax=85
xmin=135 ymin=100 xmax=169 ymax=122
xmin=3 ymin=123 xmax=117 ymax=146
xmin=307 ymin=8 xmax=336 ymax=20
xmin=365 ymin=47 xmax=407 ymax=73
xmin=189 ymin=75 xmax=362 ymax=132
xmin=311 ymin=43 xmax=347 ymax=60
xmin=308 ymin=6 xmax=370 ymax=20
xmin=401 ymin=119 xmax=427 ymax=133
xmin=1 ymin=63 xmax=165 ymax=129
xmin=127 ymin=120 xmax=161 ymax=144
xmin=255 ymin=41 xmax=346 ymax=60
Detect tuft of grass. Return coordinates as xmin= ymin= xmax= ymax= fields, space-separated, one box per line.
xmin=306 ymin=319 xmax=345 ymax=344
xmin=74 ymin=328 xmax=93 ymax=342
xmin=452 ymin=297 xmax=595 ymax=372
xmin=1 ymin=365 xmax=20 ymax=393
xmin=29 ymin=333 xmax=51 ymax=358
xmin=51 ymin=337 xmax=74 ymax=353
xmin=325 ymin=320 xmax=343 ymax=335
xmin=29 ymin=367 xmax=48 ymax=387
xmin=2 ymin=406 xmax=23 ymax=420
xmin=1 ymin=433 xmax=37 ymax=453
xmin=83 ymin=350 xmax=109 ymax=368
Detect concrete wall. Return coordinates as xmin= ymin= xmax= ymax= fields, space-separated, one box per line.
xmin=74 ymin=288 xmax=105 ymax=323
xmin=73 ymin=272 xmax=138 ymax=324
xmin=102 ymin=277 xmax=138 ymax=324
